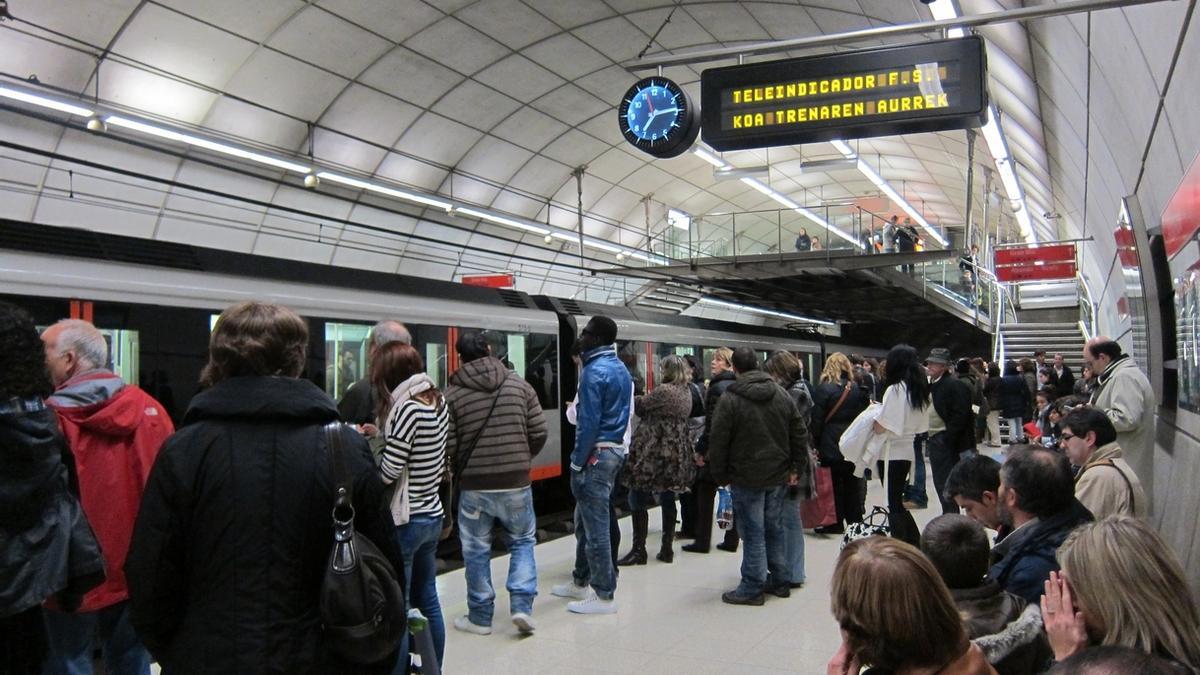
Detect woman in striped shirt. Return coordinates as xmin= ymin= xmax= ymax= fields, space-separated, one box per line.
xmin=371 ymin=342 xmax=449 ymax=669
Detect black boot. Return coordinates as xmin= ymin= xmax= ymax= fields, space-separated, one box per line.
xmin=617 ymin=510 xmax=648 ymax=566
xmin=657 ymin=521 xmax=676 ymax=562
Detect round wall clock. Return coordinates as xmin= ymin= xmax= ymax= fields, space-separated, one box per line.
xmin=617 ymin=77 xmax=700 ymax=159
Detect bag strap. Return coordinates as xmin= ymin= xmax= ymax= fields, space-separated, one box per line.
xmin=825 ymin=383 xmax=853 ymax=424
xmin=1080 ymin=459 xmax=1136 ymax=514
xmin=453 ymin=386 xmax=504 ymax=486
xmin=325 ymin=421 xmax=353 ymax=505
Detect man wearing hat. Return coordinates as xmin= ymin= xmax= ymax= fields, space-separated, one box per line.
xmin=925 ymin=348 xmax=977 ymax=514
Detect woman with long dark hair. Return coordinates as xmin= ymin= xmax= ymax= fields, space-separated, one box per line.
xmin=870 ymin=344 xmax=930 ymax=546
xmin=0 ymin=302 xmax=104 ymax=674
xmin=371 ymin=342 xmax=449 ymax=668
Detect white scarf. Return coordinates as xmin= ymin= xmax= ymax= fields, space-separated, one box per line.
xmin=389 ymin=372 xmax=436 ymax=408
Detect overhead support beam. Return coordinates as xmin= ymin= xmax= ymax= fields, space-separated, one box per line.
xmin=625 ymin=0 xmax=1177 ymax=71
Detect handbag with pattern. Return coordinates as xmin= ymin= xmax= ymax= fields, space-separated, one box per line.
xmin=841 ymin=506 xmax=892 ymax=549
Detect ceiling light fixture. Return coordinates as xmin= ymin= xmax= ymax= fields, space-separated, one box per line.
xmin=693 ymin=146 xmax=730 ymax=169
xmin=315 ymin=171 xmax=452 ymax=210
xmin=0 ymin=84 xmax=94 ymax=117
xmin=454 ymin=206 xmax=549 ymax=235
xmin=106 ymin=115 xmax=313 ymax=174
xmin=713 ymin=165 xmax=771 ymax=181
xmin=830 ymin=140 xmax=948 ymax=247
xmin=925 ymin=0 xmax=1035 ymax=243
xmin=699 ymin=296 xmax=835 ymax=326
xmin=740 ymin=177 xmax=862 ymax=248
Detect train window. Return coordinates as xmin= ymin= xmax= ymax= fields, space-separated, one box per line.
xmin=324 ymin=322 xmax=370 ymax=399
xmin=425 ymin=342 xmax=448 ymax=389
xmin=617 ymin=341 xmax=647 ymax=395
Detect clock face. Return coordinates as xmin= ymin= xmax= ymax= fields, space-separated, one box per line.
xmin=617 ymin=77 xmax=700 ymax=159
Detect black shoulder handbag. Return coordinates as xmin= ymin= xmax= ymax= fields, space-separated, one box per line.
xmin=319 ymin=422 xmax=407 ymax=665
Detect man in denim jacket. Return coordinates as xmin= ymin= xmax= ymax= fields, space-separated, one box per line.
xmin=551 ymin=315 xmax=632 ymax=615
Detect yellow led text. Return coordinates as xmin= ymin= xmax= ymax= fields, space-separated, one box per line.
xmin=729 ymin=93 xmax=950 ymax=129
xmin=730 ymin=67 xmax=949 ymax=106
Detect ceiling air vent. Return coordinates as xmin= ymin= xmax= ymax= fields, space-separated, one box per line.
xmin=497 ymin=289 xmax=531 ymax=309
xmin=560 ymin=298 xmax=585 ymax=316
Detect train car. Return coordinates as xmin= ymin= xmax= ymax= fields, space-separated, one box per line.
xmin=0 ymin=220 xmax=885 ymax=540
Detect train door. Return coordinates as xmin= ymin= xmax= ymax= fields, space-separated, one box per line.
xmin=323 ymin=322 xmax=371 ymax=398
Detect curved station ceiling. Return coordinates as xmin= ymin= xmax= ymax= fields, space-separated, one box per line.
xmin=0 ymin=0 xmax=1192 ymax=314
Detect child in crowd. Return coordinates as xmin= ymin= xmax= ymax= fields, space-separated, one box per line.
xmin=920 ymin=515 xmax=1052 ymax=675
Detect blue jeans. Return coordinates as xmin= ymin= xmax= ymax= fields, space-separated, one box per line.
xmin=571 ymin=446 xmax=624 ymax=600
xmin=43 ymin=601 xmax=150 ymax=675
xmin=731 ymin=485 xmax=788 ymax=595
xmin=904 ymin=433 xmax=928 ymax=504
xmin=396 ymin=514 xmax=445 ymax=672
xmin=782 ymin=492 xmax=805 ymax=585
xmin=458 ymin=488 xmax=538 ymax=626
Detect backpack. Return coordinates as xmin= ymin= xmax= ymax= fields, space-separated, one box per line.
xmin=319 ymin=422 xmax=407 ymax=665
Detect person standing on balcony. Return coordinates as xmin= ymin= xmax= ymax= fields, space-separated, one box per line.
xmin=794 ymin=228 xmax=812 ymax=252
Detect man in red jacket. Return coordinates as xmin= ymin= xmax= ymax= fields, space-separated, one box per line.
xmin=41 ymin=319 xmax=173 ymax=675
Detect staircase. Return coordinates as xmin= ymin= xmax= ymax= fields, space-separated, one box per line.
xmin=624 ymin=279 xmax=704 ymax=315
xmin=998 ymin=322 xmax=1087 ymax=374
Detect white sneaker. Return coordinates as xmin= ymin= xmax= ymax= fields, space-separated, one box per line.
xmin=511 ymin=612 xmax=536 ymax=634
xmin=567 ymin=589 xmax=617 ymax=614
xmin=453 ymin=615 xmax=492 ymax=635
xmin=550 ymin=582 xmax=588 ymax=600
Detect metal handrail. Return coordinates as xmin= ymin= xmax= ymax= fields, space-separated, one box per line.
xmin=1077 ymin=273 xmax=1098 ymax=337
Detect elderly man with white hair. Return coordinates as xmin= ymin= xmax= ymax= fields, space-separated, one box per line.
xmin=40 ymin=319 xmax=174 ymax=675
xmin=336 ymin=319 xmax=412 ymax=431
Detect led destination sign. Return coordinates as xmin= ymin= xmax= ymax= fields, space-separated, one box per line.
xmin=701 ymin=37 xmax=987 ymax=151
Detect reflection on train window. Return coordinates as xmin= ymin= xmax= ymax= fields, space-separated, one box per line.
xmin=1176 ymin=266 xmax=1200 ymax=413
xmin=325 ymin=322 xmax=370 ymax=399
xmin=426 ymin=342 xmax=448 ymax=389
xmin=461 ymin=329 xmax=559 ymax=410
xmin=617 ymin=341 xmax=647 ymax=395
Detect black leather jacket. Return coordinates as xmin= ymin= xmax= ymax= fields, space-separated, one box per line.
xmin=0 ymin=397 xmax=104 ymax=616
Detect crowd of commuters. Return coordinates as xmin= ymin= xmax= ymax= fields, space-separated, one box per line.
xmin=1 ymin=294 xmax=1189 ymax=675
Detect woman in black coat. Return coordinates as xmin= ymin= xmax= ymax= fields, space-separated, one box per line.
xmin=682 ymin=347 xmax=738 ymax=553
xmin=809 ymin=352 xmax=872 ymax=534
xmin=997 ymin=361 xmax=1033 ymax=445
xmin=0 ymin=302 xmax=104 ymax=675
xmin=126 ymin=301 xmax=403 ymax=674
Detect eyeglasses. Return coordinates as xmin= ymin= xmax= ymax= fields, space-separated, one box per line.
xmin=1059 ymin=433 xmax=1076 ymax=442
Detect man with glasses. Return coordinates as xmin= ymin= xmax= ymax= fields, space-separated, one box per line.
xmin=552 ymin=316 xmax=631 ymax=614
xmin=1059 ymin=407 xmax=1145 ymax=519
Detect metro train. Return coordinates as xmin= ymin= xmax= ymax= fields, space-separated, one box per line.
xmin=0 ymin=219 xmax=881 ymax=527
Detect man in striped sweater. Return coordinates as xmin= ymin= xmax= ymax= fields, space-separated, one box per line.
xmin=445 ymin=332 xmax=548 ymax=636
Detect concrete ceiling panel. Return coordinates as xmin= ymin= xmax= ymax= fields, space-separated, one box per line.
xmin=455 ymin=0 xmax=561 ymax=51
xmin=318 ymin=85 xmax=423 ymax=147
xmin=491 ymin=107 xmax=571 ymax=152
xmin=522 ymin=0 xmax=614 ymax=29
xmin=431 ymin=79 xmax=523 ymax=130
xmin=224 ymin=50 xmax=348 ymax=122
xmin=156 ymin=0 xmax=303 ymax=42
xmin=404 ymin=18 xmax=510 ymax=76
xmin=20 ymin=0 xmax=145 ymax=47
xmin=475 ymin=55 xmax=566 ymax=102
xmin=395 ymin=114 xmax=483 ymax=167
xmin=359 ymin=49 xmax=462 ymax=107
xmin=99 ymin=62 xmax=218 ymax=124
xmin=115 ymin=5 xmax=257 ymax=90
xmin=267 ymin=6 xmax=392 ymax=79
xmin=456 ymin=136 xmax=534 ymax=184
xmin=317 ymin=0 xmax=442 ymax=42
xmin=0 ymin=29 xmax=97 ymax=93
xmin=523 ymin=33 xmax=611 ymax=81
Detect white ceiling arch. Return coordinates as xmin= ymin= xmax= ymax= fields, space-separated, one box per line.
xmin=0 ymin=0 xmax=1094 ymax=293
